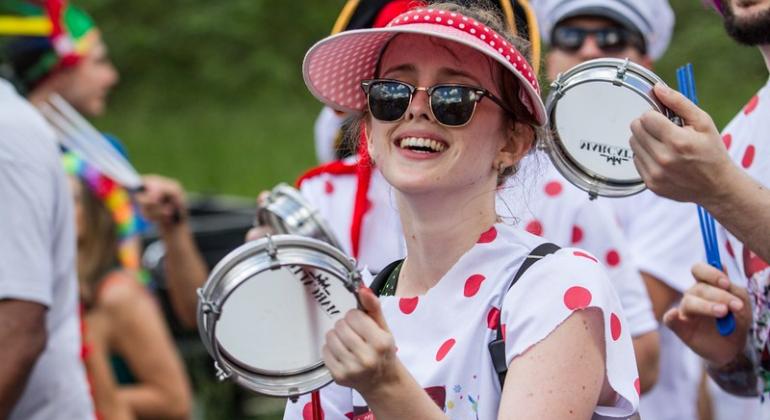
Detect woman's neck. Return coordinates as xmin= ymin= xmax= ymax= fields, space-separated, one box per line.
xmin=395 ymin=180 xmax=498 ymax=296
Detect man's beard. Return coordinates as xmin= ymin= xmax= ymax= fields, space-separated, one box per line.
xmin=723 ymin=1 xmax=770 ymax=45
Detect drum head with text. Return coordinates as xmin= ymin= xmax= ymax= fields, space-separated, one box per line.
xmin=545 ymin=58 xmax=678 ymax=198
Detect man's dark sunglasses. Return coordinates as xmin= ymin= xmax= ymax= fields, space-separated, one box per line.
xmin=361 ymin=79 xmax=514 ymax=127
xmin=551 ymin=26 xmax=646 ymax=54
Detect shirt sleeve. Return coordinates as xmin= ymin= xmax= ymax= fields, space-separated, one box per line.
xmin=500 ymin=248 xmax=639 ymax=418
xmin=0 ymin=160 xmax=55 ymax=306
xmin=283 ymin=382 xmax=354 ymax=419
xmin=573 ymin=200 xmax=658 ymax=337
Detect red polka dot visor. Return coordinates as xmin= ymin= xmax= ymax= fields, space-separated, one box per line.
xmin=302 ymin=8 xmax=547 ymax=126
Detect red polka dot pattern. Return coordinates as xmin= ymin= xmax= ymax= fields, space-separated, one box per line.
xmin=303 ymin=402 xmax=324 ymax=420
xmin=478 ymin=226 xmax=497 ymax=243
xmin=726 ymin=240 xmax=735 ymax=259
xmin=525 ymin=220 xmax=543 ymax=236
xmin=487 ymin=306 xmax=501 ymax=329
xmin=634 ymin=378 xmax=641 ymax=395
xmin=324 ymin=180 xmax=334 ymax=194
xmin=399 ymin=296 xmax=419 ymax=314
xmin=464 ymin=274 xmax=486 ymax=297
xmin=501 ymin=323 xmax=507 ymax=341
xmin=744 ymin=95 xmax=759 ymax=115
xmin=563 ymin=286 xmax=592 ymax=310
xmin=610 ymin=313 xmax=622 ymax=341
xmin=573 ymin=251 xmax=598 ymax=263
xmin=722 ymin=133 xmax=732 ymax=150
xmin=605 ymin=250 xmax=621 ymax=267
xmin=436 ymin=338 xmax=456 ymax=361
xmin=742 ymin=145 xmax=755 ymax=168
xmin=544 ymin=180 xmax=563 ymax=196
xmin=571 ymin=225 xmax=584 ymax=244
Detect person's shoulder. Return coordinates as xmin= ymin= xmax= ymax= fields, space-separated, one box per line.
xmin=0 ymin=80 xmax=58 ymax=164
xmin=96 ymin=271 xmax=149 ymax=318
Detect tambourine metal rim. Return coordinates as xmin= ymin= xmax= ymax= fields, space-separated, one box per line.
xmin=544 ymin=58 xmax=677 ymax=198
xmin=257 ymin=183 xmax=344 ymax=250
xmin=197 ymin=234 xmax=362 ymax=397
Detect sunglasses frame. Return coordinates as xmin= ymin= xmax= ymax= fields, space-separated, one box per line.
xmin=551 ymin=26 xmax=646 ymax=55
xmin=361 ymin=78 xmax=515 ymax=128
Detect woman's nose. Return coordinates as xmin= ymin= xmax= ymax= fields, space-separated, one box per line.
xmin=404 ymin=88 xmax=433 ymax=123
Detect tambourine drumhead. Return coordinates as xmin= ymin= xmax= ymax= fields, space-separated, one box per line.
xmin=545 ymin=58 xmax=678 ymax=198
xmin=257 ymin=183 xmax=344 ymax=250
xmin=198 ymin=235 xmax=361 ymax=397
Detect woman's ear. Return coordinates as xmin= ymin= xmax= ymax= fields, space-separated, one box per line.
xmin=498 ymin=122 xmax=534 ymax=168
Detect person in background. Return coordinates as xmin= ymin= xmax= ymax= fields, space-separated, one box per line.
xmin=532 ymin=1 xmax=717 ymax=419
xmin=65 ymin=152 xmax=192 ymax=419
xmin=630 ymin=0 xmax=770 ymax=407
xmin=0 ymin=55 xmax=93 ymax=420
xmin=3 ymin=0 xmax=210 ymax=331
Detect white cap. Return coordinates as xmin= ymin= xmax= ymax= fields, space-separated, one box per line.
xmin=535 ymin=0 xmax=675 ymax=60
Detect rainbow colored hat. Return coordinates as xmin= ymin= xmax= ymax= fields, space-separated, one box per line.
xmin=62 ymin=151 xmax=142 ymax=272
xmin=0 ymin=0 xmax=98 ymax=89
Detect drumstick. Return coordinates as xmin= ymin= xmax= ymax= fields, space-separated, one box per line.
xmin=675 ymin=64 xmax=735 ymax=336
xmin=40 ymin=94 xmax=182 ymax=223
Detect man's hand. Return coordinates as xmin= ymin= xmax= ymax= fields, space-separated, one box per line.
xmin=630 ymin=83 xmax=739 ymax=207
xmin=664 ymin=263 xmax=752 ymax=367
xmin=135 ymin=175 xmax=187 ymax=230
xmin=245 ymin=191 xmax=275 ymax=242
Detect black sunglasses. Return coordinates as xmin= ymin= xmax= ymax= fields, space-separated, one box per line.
xmin=360 ymin=79 xmax=514 ymax=127
xmin=551 ymin=26 xmax=646 ymax=54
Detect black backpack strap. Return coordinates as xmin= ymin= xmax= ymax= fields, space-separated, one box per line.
xmin=369 ymin=259 xmax=404 ymax=297
xmin=488 ymin=242 xmax=560 ymax=388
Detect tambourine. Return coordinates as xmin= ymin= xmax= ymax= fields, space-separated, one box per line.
xmin=257 ymin=183 xmax=343 ymax=250
xmin=544 ymin=58 xmax=680 ymax=199
xmin=197 ymin=234 xmax=362 ymax=397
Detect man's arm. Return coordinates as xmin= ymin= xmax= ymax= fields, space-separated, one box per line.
xmin=136 ymin=175 xmax=208 ymax=329
xmin=630 ymin=83 xmax=770 ymax=263
xmin=0 ymin=300 xmax=47 ymax=418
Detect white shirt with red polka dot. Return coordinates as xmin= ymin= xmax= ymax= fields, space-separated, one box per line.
xmin=284 ymin=223 xmax=639 ymax=419
xmin=719 ymin=79 xmax=770 ymax=396
xmin=498 ymin=156 xmax=658 ymax=338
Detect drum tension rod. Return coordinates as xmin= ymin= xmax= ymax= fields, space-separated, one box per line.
xmin=197 ymin=288 xmax=221 ymax=317
xmin=265 ymin=234 xmax=281 ymax=270
xmin=613 ymin=58 xmax=630 ymax=87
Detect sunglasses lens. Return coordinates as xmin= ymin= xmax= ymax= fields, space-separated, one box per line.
xmin=595 ymin=28 xmax=628 ymax=52
xmin=551 ymin=27 xmax=585 ymax=52
xmin=431 ymin=86 xmax=477 ymax=126
xmin=368 ymin=81 xmax=412 ymax=121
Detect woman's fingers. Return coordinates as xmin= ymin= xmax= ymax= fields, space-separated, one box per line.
xmin=358 ymin=286 xmax=390 ymax=332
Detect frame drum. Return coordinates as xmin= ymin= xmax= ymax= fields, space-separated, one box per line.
xmin=257 ymin=183 xmax=343 ymax=250
xmin=197 ymin=234 xmax=362 ymax=397
xmin=544 ymin=58 xmax=680 ymax=198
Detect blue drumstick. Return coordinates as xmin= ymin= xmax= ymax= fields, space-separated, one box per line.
xmin=676 ymin=64 xmax=735 ymax=336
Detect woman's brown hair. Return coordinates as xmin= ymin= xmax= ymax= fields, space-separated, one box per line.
xmin=76 ymin=178 xmax=120 ymax=308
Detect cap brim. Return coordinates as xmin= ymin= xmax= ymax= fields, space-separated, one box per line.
xmin=303 ymin=24 xmax=546 ymax=126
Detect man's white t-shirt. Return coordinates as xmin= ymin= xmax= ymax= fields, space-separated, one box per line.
xmin=284 ymin=223 xmax=640 ymax=419
xmin=713 ymin=78 xmax=770 ymax=418
xmin=0 ymin=79 xmax=94 ymax=420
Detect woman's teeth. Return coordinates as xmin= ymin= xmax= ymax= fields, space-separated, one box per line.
xmin=399 ymin=137 xmax=447 ymax=153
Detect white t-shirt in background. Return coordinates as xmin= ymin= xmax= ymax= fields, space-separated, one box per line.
xmin=0 ymin=79 xmax=94 ymax=420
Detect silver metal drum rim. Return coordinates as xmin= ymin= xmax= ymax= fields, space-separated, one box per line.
xmin=544 ymin=58 xmax=675 ymax=198
xmin=258 ymin=183 xmax=344 ymax=250
xmin=196 ymin=234 xmax=361 ymax=397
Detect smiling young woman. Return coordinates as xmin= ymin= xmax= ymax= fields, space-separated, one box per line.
xmin=286 ymin=3 xmax=640 ymax=419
